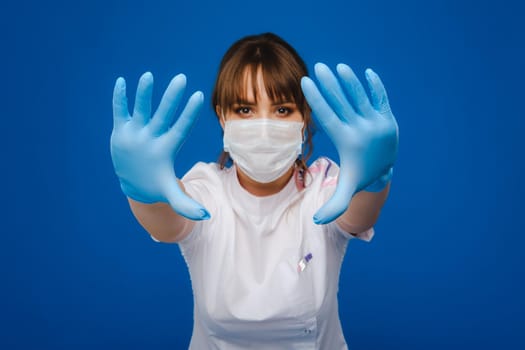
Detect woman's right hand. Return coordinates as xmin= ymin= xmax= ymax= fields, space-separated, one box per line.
xmin=110 ymin=72 xmax=210 ymax=221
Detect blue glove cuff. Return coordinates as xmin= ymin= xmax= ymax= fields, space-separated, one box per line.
xmin=363 ymin=167 xmax=393 ymax=192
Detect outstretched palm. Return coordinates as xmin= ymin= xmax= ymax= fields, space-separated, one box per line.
xmin=111 ymin=72 xmax=210 ymax=220
xmin=301 ymin=63 xmax=399 ymax=224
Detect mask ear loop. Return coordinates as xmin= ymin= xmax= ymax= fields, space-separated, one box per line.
xmin=294 ymin=123 xmax=307 ymax=191
xmin=220 ymin=108 xmax=227 ymax=124
xmin=300 ymin=122 xmax=306 ymax=158
xmin=219 ymin=108 xmax=233 ymax=168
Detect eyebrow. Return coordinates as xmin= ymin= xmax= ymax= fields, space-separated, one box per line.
xmin=233 ymin=99 xmax=296 ymax=106
xmin=272 ymin=101 xmax=296 ymax=106
xmin=233 ymin=99 xmax=256 ymax=106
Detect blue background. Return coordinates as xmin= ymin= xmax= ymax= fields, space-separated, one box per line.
xmin=2 ymin=0 xmax=524 ymax=348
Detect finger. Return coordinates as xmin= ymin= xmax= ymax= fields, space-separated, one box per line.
xmin=132 ymin=72 xmax=154 ymax=126
xmin=365 ymin=68 xmax=391 ymax=114
xmin=112 ymin=77 xmax=130 ymax=128
xmin=313 ymin=162 xmax=357 ymax=225
xmin=165 ymin=91 xmax=204 ymax=150
xmin=313 ymin=62 xmax=357 ymax=121
xmin=163 ymin=179 xmax=211 ymax=221
xmin=336 ymin=64 xmax=374 ymax=116
xmin=149 ymin=74 xmax=186 ymax=135
xmin=301 ymin=76 xmax=344 ymax=138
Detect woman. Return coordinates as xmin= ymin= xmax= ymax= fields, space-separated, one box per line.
xmin=111 ymin=32 xmax=398 ymax=349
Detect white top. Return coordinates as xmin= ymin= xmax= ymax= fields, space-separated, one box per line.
xmin=175 ymin=157 xmax=374 ymax=349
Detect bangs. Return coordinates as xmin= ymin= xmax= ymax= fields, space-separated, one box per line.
xmin=215 ymin=45 xmax=306 ymax=114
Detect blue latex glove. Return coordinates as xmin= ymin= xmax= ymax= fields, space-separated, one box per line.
xmin=301 ymin=63 xmax=399 ymax=224
xmin=111 ymin=72 xmax=210 ymax=221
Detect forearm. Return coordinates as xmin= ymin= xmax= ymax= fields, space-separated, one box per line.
xmin=335 ymin=181 xmax=391 ymax=233
xmin=128 ymin=181 xmax=195 ymax=243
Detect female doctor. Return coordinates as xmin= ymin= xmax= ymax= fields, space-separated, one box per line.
xmin=110 ymin=32 xmax=399 ymax=349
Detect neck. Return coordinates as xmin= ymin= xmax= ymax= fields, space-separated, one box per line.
xmin=236 ymin=166 xmax=294 ymax=197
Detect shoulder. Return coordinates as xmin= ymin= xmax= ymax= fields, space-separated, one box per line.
xmin=181 ymin=162 xmax=232 ymax=203
xmin=296 ymin=157 xmax=340 ymax=208
xmin=182 ymin=162 xmax=232 ymax=185
xmin=303 ymin=157 xmax=339 ymax=188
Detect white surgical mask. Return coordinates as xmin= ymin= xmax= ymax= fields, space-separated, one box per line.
xmin=223 ymin=118 xmax=303 ymax=183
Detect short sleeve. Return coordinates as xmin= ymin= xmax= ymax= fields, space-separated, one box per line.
xmin=176 ymin=162 xmax=224 ymax=254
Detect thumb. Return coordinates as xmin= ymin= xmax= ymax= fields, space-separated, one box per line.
xmin=313 ymin=166 xmax=357 ymax=225
xmin=162 ymin=179 xmax=211 ymax=221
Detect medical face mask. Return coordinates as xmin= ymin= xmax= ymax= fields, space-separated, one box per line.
xmin=223 ymin=118 xmax=304 ymax=183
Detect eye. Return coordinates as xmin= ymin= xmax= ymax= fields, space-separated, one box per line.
xmin=276 ymin=106 xmax=294 ymax=116
xmin=235 ymin=106 xmax=253 ymax=116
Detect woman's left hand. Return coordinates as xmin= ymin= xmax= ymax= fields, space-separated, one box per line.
xmin=301 ymin=63 xmax=399 ymax=224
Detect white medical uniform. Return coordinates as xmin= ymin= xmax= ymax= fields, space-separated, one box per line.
xmin=176 ymin=157 xmax=374 ymax=349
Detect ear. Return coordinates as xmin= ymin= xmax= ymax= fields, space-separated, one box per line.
xmin=216 ymin=105 xmax=225 ymax=130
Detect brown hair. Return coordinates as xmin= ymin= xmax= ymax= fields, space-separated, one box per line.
xmin=211 ymin=32 xmax=314 ymax=181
